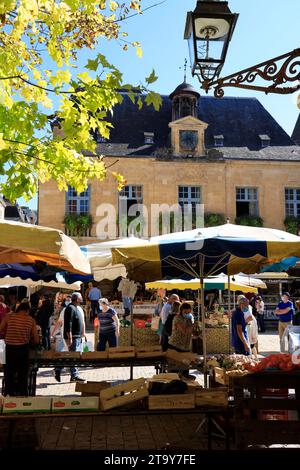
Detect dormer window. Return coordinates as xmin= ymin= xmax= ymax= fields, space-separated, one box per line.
xmin=214 ymin=135 xmax=224 ymax=147
xmin=259 ymin=134 xmax=271 ymax=148
xmin=144 ymin=132 xmax=154 ymax=144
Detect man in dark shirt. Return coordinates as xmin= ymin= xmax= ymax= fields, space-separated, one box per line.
xmin=54 ymin=292 xmax=85 ymax=383
xmin=275 ymin=292 xmax=294 ymax=352
xmin=231 ymin=297 xmax=251 ymax=355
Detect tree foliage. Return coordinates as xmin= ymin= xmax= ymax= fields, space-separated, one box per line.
xmin=0 ymin=0 xmax=161 ymax=201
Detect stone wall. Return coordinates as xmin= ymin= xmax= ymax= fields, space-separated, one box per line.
xmin=38 ymin=155 xmax=300 ymax=235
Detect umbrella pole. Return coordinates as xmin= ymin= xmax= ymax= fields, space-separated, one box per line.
xmin=130 ymin=298 xmax=134 ymax=380
xmin=197 ymin=289 xmax=200 ymax=322
xmin=228 ymin=275 xmax=231 ymax=354
xmin=199 ymin=256 xmax=207 ymax=388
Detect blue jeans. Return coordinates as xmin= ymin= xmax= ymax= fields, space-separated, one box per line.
xmin=55 ymin=337 xmax=82 ymax=379
xmin=97 ymin=331 xmax=117 ymax=351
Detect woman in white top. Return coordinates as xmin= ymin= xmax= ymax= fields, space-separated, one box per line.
xmin=237 ymin=295 xmax=258 ymax=357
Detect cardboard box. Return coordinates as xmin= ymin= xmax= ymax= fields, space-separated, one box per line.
xmin=75 ymin=381 xmax=111 ymax=395
xmin=99 ymin=378 xmax=148 ymax=411
xmin=52 ymin=397 xmax=99 ymax=412
xmin=195 ymin=388 xmax=228 ymax=407
xmin=2 ymin=397 xmax=52 ymax=414
xmin=148 ymin=394 xmax=195 ymax=410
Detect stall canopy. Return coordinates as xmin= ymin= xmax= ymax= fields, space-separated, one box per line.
xmin=112 ymin=224 xmax=300 ymax=281
xmin=145 ymin=275 xmax=258 ymax=293
xmin=80 ymin=236 xmax=149 ymax=281
xmin=0 ymin=276 xmax=81 ymax=291
xmin=0 ymin=219 xmax=91 ymax=275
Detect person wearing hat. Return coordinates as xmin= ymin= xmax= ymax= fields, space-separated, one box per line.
xmin=96 ymin=298 xmax=120 ymax=351
xmin=231 ymin=297 xmax=251 ymax=355
xmin=274 ymin=292 xmax=295 ymax=352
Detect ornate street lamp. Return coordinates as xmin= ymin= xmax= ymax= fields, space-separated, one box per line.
xmin=184 ymin=0 xmax=238 ymax=87
xmin=185 ymin=0 xmax=300 ymax=98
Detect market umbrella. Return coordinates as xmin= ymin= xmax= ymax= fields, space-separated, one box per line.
xmin=112 ymin=223 xmax=300 ymax=385
xmin=261 ymin=256 xmax=300 ymax=273
xmin=145 ymin=276 xmax=258 ymax=293
xmin=0 ymin=263 xmax=62 ymax=282
xmin=0 ymin=276 xmax=81 ymax=291
xmin=0 ymin=219 xmax=91 ymax=275
xmin=80 ymin=236 xmax=149 ymax=281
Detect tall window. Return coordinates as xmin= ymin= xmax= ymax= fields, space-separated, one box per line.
xmin=119 ymin=185 xmax=143 ymax=236
xmin=178 ymin=186 xmax=202 ymax=228
xmin=285 ymin=188 xmax=300 ymax=217
xmin=236 ymin=187 xmax=259 ymax=217
xmin=66 ymin=186 xmax=90 ymax=215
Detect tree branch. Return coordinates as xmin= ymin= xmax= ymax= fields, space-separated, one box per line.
xmin=113 ymin=0 xmax=167 ymax=23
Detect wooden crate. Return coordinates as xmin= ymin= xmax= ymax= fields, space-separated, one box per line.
xmin=165 ymin=349 xmax=197 ymax=366
xmin=81 ymin=351 xmax=108 ymax=360
xmin=99 ymin=378 xmax=148 ymax=411
xmin=136 ymin=345 xmax=165 ymax=359
xmin=54 ymin=351 xmax=81 ymax=359
xmin=148 ymin=373 xmax=180 ymax=382
xmin=108 ymin=346 xmax=135 ymax=359
xmin=148 ymin=394 xmax=195 ymax=410
xmin=195 ymin=387 xmax=228 ymax=407
xmin=75 ymin=381 xmax=111 ymax=395
xmin=214 ymin=367 xmax=229 ymax=385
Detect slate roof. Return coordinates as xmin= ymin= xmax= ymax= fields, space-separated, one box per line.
xmin=95 ymin=91 xmax=298 ymax=160
xmin=292 ymin=113 xmax=300 ymax=145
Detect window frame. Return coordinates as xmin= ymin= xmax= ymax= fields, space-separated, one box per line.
xmin=65 ymin=185 xmax=90 ymax=215
xmin=236 ymin=187 xmax=259 ymax=217
xmin=285 ymin=188 xmax=300 ymax=218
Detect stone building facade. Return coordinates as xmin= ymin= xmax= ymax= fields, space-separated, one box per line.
xmin=38 ymin=82 xmax=300 ymax=243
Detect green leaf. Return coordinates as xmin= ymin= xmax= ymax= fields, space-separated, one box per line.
xmin=145 ymin=69 xmax=158 ymax=85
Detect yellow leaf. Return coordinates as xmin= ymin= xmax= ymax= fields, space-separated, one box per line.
xmin=136 ymin=46 xmax=142 ymax=58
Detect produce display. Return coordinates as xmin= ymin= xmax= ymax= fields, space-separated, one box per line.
xmin=207 ymin=354 xmax=258 ymax=371
xmin=244 ymin=353 xmax=300 ymax=373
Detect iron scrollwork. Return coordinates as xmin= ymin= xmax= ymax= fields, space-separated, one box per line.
xmin=200 ymin=49 xmax=300 ymax=98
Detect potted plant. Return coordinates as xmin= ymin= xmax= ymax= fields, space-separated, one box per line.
xmin=63 ymin=213 xmax=92 ymax=236
xmin=235 ymin=215 xmax=264 ymax=227
xmin=204 ymin=213 xmax=226 ymax=227
xmin=284 ymin=216 xmax=300 ymax=235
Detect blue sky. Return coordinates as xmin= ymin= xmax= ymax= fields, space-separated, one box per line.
xmin=19 ymin=0 xmax=300 ymax=209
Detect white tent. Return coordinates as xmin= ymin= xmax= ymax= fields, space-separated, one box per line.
xmin=80 ymin=237 xmax=150 ymax=281
xmin=0 ymin=276 xmax=81 ymax=291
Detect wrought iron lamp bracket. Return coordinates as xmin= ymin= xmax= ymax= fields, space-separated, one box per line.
xmin=200 ymin=48 xmax=300 ymax=97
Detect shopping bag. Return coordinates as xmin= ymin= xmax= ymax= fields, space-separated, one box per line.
xmin=0 ymin=339 xmax=6 ymax=364
xmin=55 ymin=337 xmax=68 ymax=352
xmin=81 ymin=340 xmax=94 ymax=352
xmin=151 ymin=316 xmax=160 ymax=332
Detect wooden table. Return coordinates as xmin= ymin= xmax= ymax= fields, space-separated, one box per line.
xmin=26 ymin=356 xmax=168 ymax=396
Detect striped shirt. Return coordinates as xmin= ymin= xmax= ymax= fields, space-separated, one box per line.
xmin=99 ymin=308 xmax=117 ymax=334
xmin=1 ymin=312 xmax=38 ymax=345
